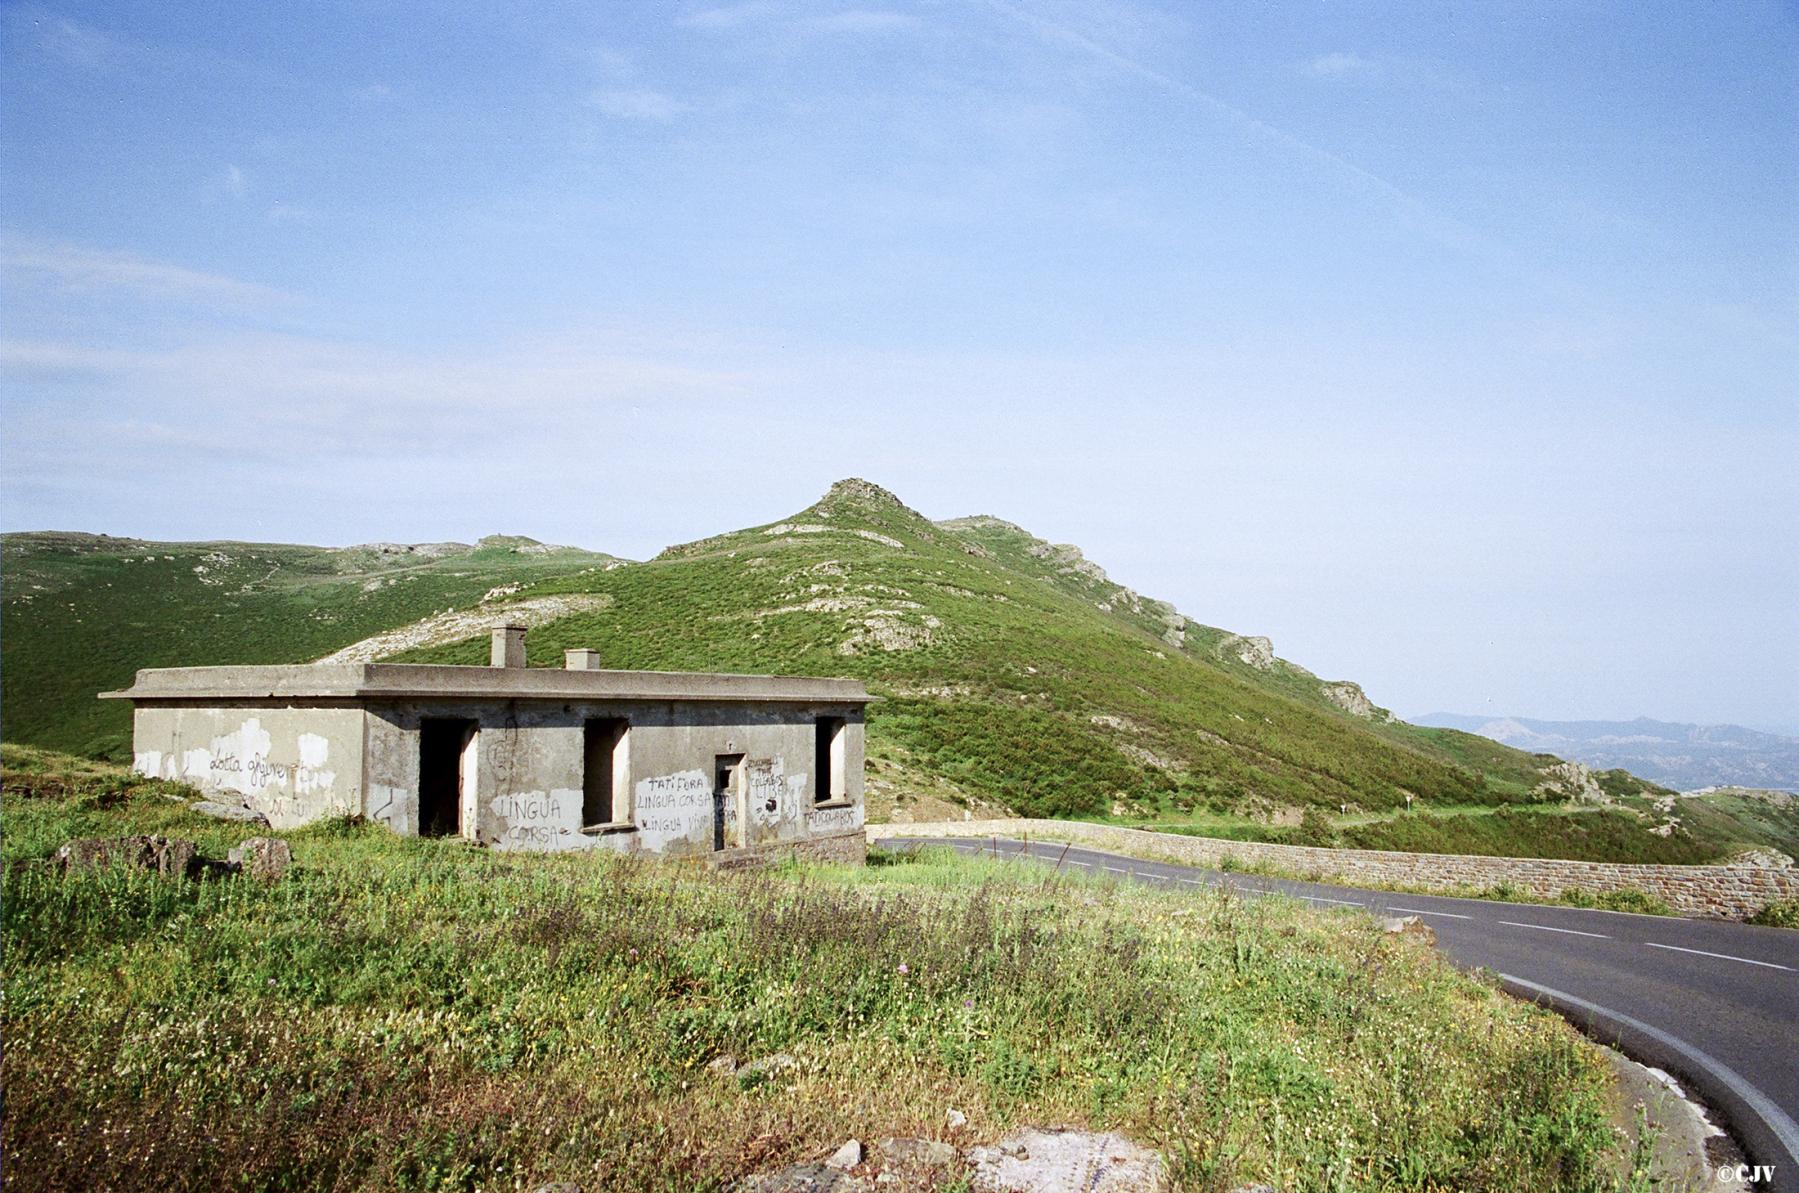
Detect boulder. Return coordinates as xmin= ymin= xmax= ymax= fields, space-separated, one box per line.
xmin=738 ymin=1052 xmax=798 ymax=1085
xmin=228 ymin=837 xmax=292 ymax=881
xmin=738 ymin=1164 xmax=872 ymax=1192
xmin=1377 ymin=915 xmax=1436 ymax=945
xmin=55 ymin=835 xmax=197 ymax=878
xmin=968 ymin=1128 xmax=1165 ymax=1192
xmin=825 ymin=1140 xmax=862 ymax=1170
xmin=875 ymin=1137 xmax=959 ymax=1170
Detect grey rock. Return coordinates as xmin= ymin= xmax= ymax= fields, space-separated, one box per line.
xmin=191 ymin=799 xmax=269 ymax=825
xmin=967 ymin=1128 xmax=1165 ymax=1192
xmin=825 ymin=1139 xmax=862 ymax=1170
xmin=55 ymin=835 xmax=197 ymax=878
xmin=946 ymin=1108 xmax=968 ymax=1130
xmin=532 ymin=1184 xmax=583 ymax=1193
xmin=707 ymin=1054 xmax=740 ymax=1077
xmin=228 ymin=837 xmax=292 ymax=881
xmin=875 ymin=1137 xmax=958 ymax=1169
xmin=1377 ymin=915 xmax=1436 ymax=944
xmin=738 ymin=1162 xmax=873 ymax=1192
xmin=739 ymin=1052 xmax=798 ymax=1085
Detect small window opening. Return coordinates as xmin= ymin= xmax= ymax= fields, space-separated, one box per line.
xmin=583 ymin=718 xmax=629 ymax=827
xmin=419 ymin=717 xmax=477 ymax=838
xmin=815 ymin=716 xmax=846 ymax=804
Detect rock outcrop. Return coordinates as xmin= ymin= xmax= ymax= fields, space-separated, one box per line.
xmin=1322 ymin=680 xmax=1376 ymax=719
xmin=1220 ymin=635 xmax=1275 ymax=671
xmin=55 ymin=834 xmax=197 ymax=877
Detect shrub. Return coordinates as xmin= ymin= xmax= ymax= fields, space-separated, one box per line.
xmin=1749 ymin=898 xmax=1799 ymax=929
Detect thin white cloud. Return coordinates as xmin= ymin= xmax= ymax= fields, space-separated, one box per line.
xmin=677 ymin=2 xmax=783 ymax=30
xmin=0 ymin=330 xmax=754 ymax=465
xmin=984 ymin=1 xmax=1513 ymax=270
xmin=201 ymin=163 xmax=248 ymax=202
xmin=349 ymin=82 xmax=395 ymax=101
xmin=0 ymin=236 xmax=289 ymax=307
xmin=590 ymin=88 xmax=688 ymax=121
xmin=679 ymin=3 xmax=915 ymax=35
xmin=37 ymin=14 xmax=125 ymax=69
xmin=1302 ymin=52 xmax=1377 ymax=80
xmin=802 ymin=10 xmax=918 ymax=34
xmin=266 ymin=202 xmax=313 ymax=226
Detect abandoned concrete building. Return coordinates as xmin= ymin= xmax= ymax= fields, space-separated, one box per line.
xmin=102 ymin=627 xmax=869 ymax=862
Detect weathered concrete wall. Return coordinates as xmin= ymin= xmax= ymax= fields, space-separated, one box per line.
xmin=877 ymin=819 xmax=1799 ymax=921
xmin=132 ymin=705 xmax=365 ymax=829
xmin=363 ymin=699 xmax=865 ymax=855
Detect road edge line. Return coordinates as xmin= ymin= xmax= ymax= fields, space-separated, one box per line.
xmin=1500 ymin=973 xmax=1799 ymax=1191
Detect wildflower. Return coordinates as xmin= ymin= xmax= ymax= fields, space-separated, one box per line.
xmin=897 ymin=962 xmax=909 ymax=975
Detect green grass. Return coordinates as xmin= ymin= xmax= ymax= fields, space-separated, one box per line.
xmin=1142 ymin=804 xmax=1722 ymax=865
xmin=2 ymin=749 xmax=1647 ymax=1191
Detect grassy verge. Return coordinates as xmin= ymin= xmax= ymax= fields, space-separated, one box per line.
xmin=1129 ymin=804 xmax=1724 ymax=866
xmin=890 ymin=822 xmax=1684 ymax=919
xmin=4 ymin=748 xmax=1653 ymax=1191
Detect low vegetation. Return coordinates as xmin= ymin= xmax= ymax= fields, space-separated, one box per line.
xmin=1748 ymin=899 xmax=1799 ymax=929
xmin=1144 ymin=803 xmax=1722 ymax=865
xmin=3 ymin=749 xmax=1649 ymax=1191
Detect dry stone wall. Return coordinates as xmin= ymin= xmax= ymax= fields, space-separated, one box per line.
xmin=875 ymin=819 xmax=1799 ymax=921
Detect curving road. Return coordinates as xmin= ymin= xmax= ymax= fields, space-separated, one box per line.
xmin=877 ymin=835 xmax=1799 ymax=1190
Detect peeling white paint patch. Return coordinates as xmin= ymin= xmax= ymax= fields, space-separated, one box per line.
xmin=134 ymin=750 xmax=163 ymax=779
xmin=635 ymin=769 xmax=713 ymax=852
xmin=182 ymin=747 xmax=214 ymax=780
xmin=488 ymin=787 xmax=598 ymax=852
xmin=369 ymin=783 xmax=413 ymax=836
xmin=298 ymin=733 xmax=330 ymax=769
xmin=294 ymin=733 xmax=336 ymax=797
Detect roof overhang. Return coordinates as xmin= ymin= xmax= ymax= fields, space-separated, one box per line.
xmin=101 ymin=663 xmax=874 ymax=706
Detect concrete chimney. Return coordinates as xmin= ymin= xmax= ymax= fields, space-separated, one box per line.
xmin=564 ymin=649 xmax=603 ymax=670
xmin=491 ymin=625 xmax=527 ymax=668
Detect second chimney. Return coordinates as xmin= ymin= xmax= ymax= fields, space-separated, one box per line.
xmin=491 ymin=625 xmax=527 ymax=668
xmin=564 ymin=649 xmax=603 ymax=670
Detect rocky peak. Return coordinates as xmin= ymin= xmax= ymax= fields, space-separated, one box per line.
xmin=820 ymin=478 xmax=910 ymax=511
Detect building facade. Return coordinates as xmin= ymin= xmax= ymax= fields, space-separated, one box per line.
xmin=103 ymin=627 xmax=869 ymax=862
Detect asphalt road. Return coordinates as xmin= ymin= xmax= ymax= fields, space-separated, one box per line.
xmin=877 ymin=834 xmax=1799 ymax=1189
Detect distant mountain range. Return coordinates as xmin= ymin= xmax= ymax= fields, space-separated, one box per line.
xmin=1412 ymin=714 xmax=1799 ymax=793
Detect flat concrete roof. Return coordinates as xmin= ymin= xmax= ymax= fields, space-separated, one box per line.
xmin=101 ymin=663 xmax=873 ymax=705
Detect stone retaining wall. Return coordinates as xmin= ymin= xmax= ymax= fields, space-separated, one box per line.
xmin=872 ymin=820 xmax=1799 ymax=921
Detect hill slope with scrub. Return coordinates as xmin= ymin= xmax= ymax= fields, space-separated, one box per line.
xmin=10 ymin=480 xmax=1784 ymax=863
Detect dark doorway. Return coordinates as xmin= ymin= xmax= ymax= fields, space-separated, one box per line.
xmin=815 ymin=717 xmax=845 ymax=803
xmin=713 ymin=753 xmax=744 ymax=851
xmin=583 ymin=718 xmax=628 ymax=827
xmin=419 ymin=718 xmax=477 ymax=838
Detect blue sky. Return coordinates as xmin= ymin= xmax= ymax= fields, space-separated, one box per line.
xmin=4 ymin=1 xmax=1795 ymax=731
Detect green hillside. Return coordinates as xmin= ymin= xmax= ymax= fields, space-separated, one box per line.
xmin=1 ymin=532 xmax=620 ymax=757
xmin=9 ymin=479 xmax=1782 ymax=864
